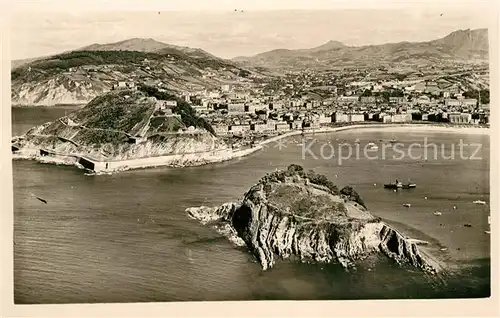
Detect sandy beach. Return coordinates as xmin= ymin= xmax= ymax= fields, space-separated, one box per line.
xmin=257 ymin=124 xmax=489 ymax=147
xmin=328 ymin=124 xmax=490 ymax=135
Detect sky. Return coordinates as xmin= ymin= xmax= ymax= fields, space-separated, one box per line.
xmin=10 ymin=4 xmax=493 ymax=60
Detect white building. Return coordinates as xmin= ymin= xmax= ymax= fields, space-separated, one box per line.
xmin=230 ymin=124 xmax=251 ymax=134
xmin=318 ymin=113 xmax=332 ymax=124
xmin=351 ymin=114 xmax=365 ymax=122
xmin=334 ymin=112 xmax=350 ymax=123
xmin=276 ymin=122 xmax=290 ymax=131
xmin=391 ymin=114 xmax=412 ymax=123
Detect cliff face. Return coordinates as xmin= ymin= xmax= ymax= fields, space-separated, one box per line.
xmin=12 ymin=75 xmax=109 ymax=106
xmin=187 ymin=165 xmax=440 ymax=273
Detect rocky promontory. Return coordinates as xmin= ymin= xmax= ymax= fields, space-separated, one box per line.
xmin=187 ymin=165 xmax=441 ymax=273
xmin=11 ymin=86 xmax=243 ymax=172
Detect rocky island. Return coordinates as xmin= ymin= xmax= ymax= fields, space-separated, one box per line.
xmin=12 ymin=86 xmax=258 ymax=173
xmin=187 ymin=164 xmax=442 ymax=273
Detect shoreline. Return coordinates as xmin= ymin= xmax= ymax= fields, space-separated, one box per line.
xmin=12 ymin=103 xmax=87 ymax=108
xmin=12 ymin=123 xmax=488 ymax=174
xmin=12 ymin=145 xmax=263 ymax=175
xmin=256 ymin=123 xmax=489 ymax=147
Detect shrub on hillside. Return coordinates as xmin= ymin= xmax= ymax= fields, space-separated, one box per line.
xmin=340 ymin=186 xmax=366 ymax=209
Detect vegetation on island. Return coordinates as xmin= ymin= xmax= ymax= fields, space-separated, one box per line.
xmin=256 ymin=164 xmax=368 ymax=210
xmin=260 ymin=164 xmax=340 ymax=195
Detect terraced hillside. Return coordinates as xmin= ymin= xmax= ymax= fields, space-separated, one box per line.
xmin=11 ymin=40 xmax=258 ymax=106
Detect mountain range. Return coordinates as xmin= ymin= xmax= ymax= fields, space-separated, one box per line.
xmin=13 ymin=28 xmax=489 ymax=71
xmin=233 ymin=28 xmax=489 ymax=69
xmin=10 ymin=28 xmax=489 ymax=106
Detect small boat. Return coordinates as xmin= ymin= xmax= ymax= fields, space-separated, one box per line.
xmin=385 ymin=181 xmax=402 ymax=189
xmin=389 ymin=137 xmax=397 ymax=143
xmin=433 ymin=211 xmax=442 ymax=216
xmin=403 ymin=203 xmax=411 ymax=208
xmin=384 ymin=181 xmax=416 ymax=189
xmin=367 ymin=142 xmax=378 ymax=150
xmin=354 ymin=138 xmax=360 ymax=144
xmin=485 ymin=231 xmax=491 ymax=234
xmin=464 ymin=223 xmax=472 ymax=228
xmin=473 ymin=200 xmax=487 ymax=205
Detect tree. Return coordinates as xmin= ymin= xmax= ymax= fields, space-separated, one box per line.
xmin=138 ymin=85 xmax=216 ymax=135
xmin=361 ymin=89 xmax=372 ymax=97
xmin=464 ymin=90 xmax=489 ymax=104
xmin=238 ymin=69 xmax=251 ymax=78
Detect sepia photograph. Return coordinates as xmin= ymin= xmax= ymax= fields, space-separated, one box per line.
xmin=2 ymin=0 xmax=498 ymax=316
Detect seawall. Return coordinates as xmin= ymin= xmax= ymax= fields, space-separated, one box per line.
xmin=13 ymin=145 xmax=263 ymax=174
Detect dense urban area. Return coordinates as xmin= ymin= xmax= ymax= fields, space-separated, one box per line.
xmin=107 ymin=59 xmax=490 ymax=148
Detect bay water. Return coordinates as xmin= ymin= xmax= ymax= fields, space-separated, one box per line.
xmin=12 ymin=107 xmax=490 ymax=303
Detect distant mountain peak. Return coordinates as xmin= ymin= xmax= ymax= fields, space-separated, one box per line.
xmin=119 ymin=37 xmax=163 ymax=43
xmin=324 ymin=40 xmax=347 ymax=47
xmin=78 ymin=38 xmax=170 ymax=53
xmin=308 ymin=40 xmax=348 ymax=52
xmin=73 ymin=37 xmax=219 ymax=60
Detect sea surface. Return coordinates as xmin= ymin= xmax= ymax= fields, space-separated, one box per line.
xmin=12 ymin=107 xmax=491 ymax=303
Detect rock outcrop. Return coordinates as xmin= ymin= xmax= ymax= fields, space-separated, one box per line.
xmin=12 ymin=75 xmax=108 ymax=106
xmin=187 ymin=164 xmax=441 ymax=273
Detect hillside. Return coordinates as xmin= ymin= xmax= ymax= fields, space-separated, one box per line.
xmin=233 ymin=28 xmax=489 ymax=69
xmin=11 ymin=40 xmax=256 ymax=106
xmin=11 ymin=38 xmax=220 ymax=70
xmin=78 ymin=38 xmax=219 ymax=60
xmin=11 ymin=88 xmax=236 ymax=171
